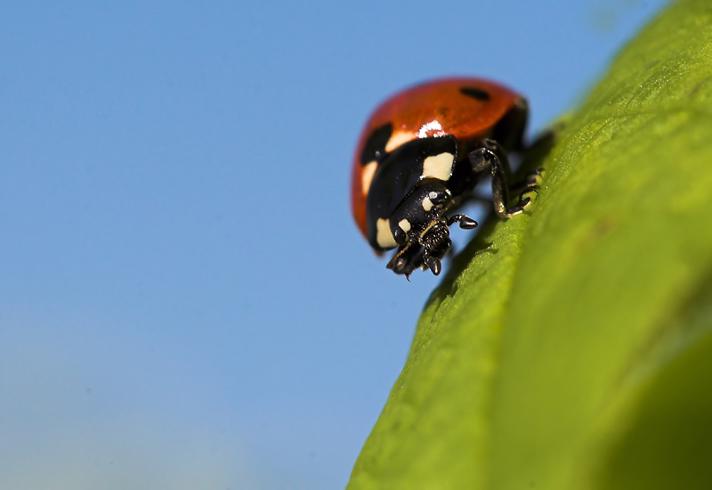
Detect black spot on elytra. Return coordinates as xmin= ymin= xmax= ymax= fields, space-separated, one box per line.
xmin=460 ymin=86 xmax=491 ymax=101
xmin=360 ymin=123 xmax=393 ymax=165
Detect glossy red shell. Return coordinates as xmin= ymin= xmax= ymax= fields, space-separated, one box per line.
xmin=351 ymin=77 xmax=523 ymax=240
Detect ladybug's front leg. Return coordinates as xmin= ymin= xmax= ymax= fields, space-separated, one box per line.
xmin=468 ymin=139 xmax=533 ymax=218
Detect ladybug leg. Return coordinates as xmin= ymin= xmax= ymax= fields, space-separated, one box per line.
xmin=510 ymin=167 xmax=544 ymax=195
xmin=468 ymin=139 xmax=531 ymax=218
xmin=447 ymin=214 xmax=478 ymax=229
xmin=423 ymin=254 xmax=442 ymax=276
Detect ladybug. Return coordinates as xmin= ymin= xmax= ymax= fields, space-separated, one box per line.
xmin=351 ymin=77 xmax=540 ymax=277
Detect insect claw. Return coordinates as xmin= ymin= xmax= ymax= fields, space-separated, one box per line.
xmin=425 ymin=256 xmax=441 ymax=276
xmin=447 ymin=214 xmax=478 ymax=229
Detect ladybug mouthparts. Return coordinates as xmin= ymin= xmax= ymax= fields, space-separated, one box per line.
xmin=387 ymin=215 xmax=476 ymax=278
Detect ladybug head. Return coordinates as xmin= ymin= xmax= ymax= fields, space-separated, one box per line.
xmin=364 ymin=135 xmax=478 ymax=277
xmin=386 ymin=220 xmax=450 ymax=277
xmin=385 ymin=182 xmax=477 ymax=277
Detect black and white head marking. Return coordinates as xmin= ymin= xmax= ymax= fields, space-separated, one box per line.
xmin=363 ymin=135 xmax=478 ymax=276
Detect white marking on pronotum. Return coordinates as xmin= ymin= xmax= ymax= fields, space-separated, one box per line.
xmin=422 ymin=196 xmax=434 ymax=211
xmin=376 ymin=218 xmax=397 ymax=248
xmin=418 ymin=120 xmax=445 ymax=139
xmin=422 ymin=152 xmax=454 ymax=181
xmin=361 ymin=161 xmax=378 ymax=195
xmin=385 ymin=131 xmax=412 ymax=152
xmin=398 ymin=219 xmax=411 ymax=232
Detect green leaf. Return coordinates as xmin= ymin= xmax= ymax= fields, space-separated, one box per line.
xmin=347 ymin=1 xmax=712 ymax=488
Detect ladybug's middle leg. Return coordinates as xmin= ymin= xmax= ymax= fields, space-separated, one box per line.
xmin=468 ymin=139 xmax=532 ymax=218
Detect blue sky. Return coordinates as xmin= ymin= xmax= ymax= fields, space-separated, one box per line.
xmin=0 ymin=1 xmax=666 ymax=488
